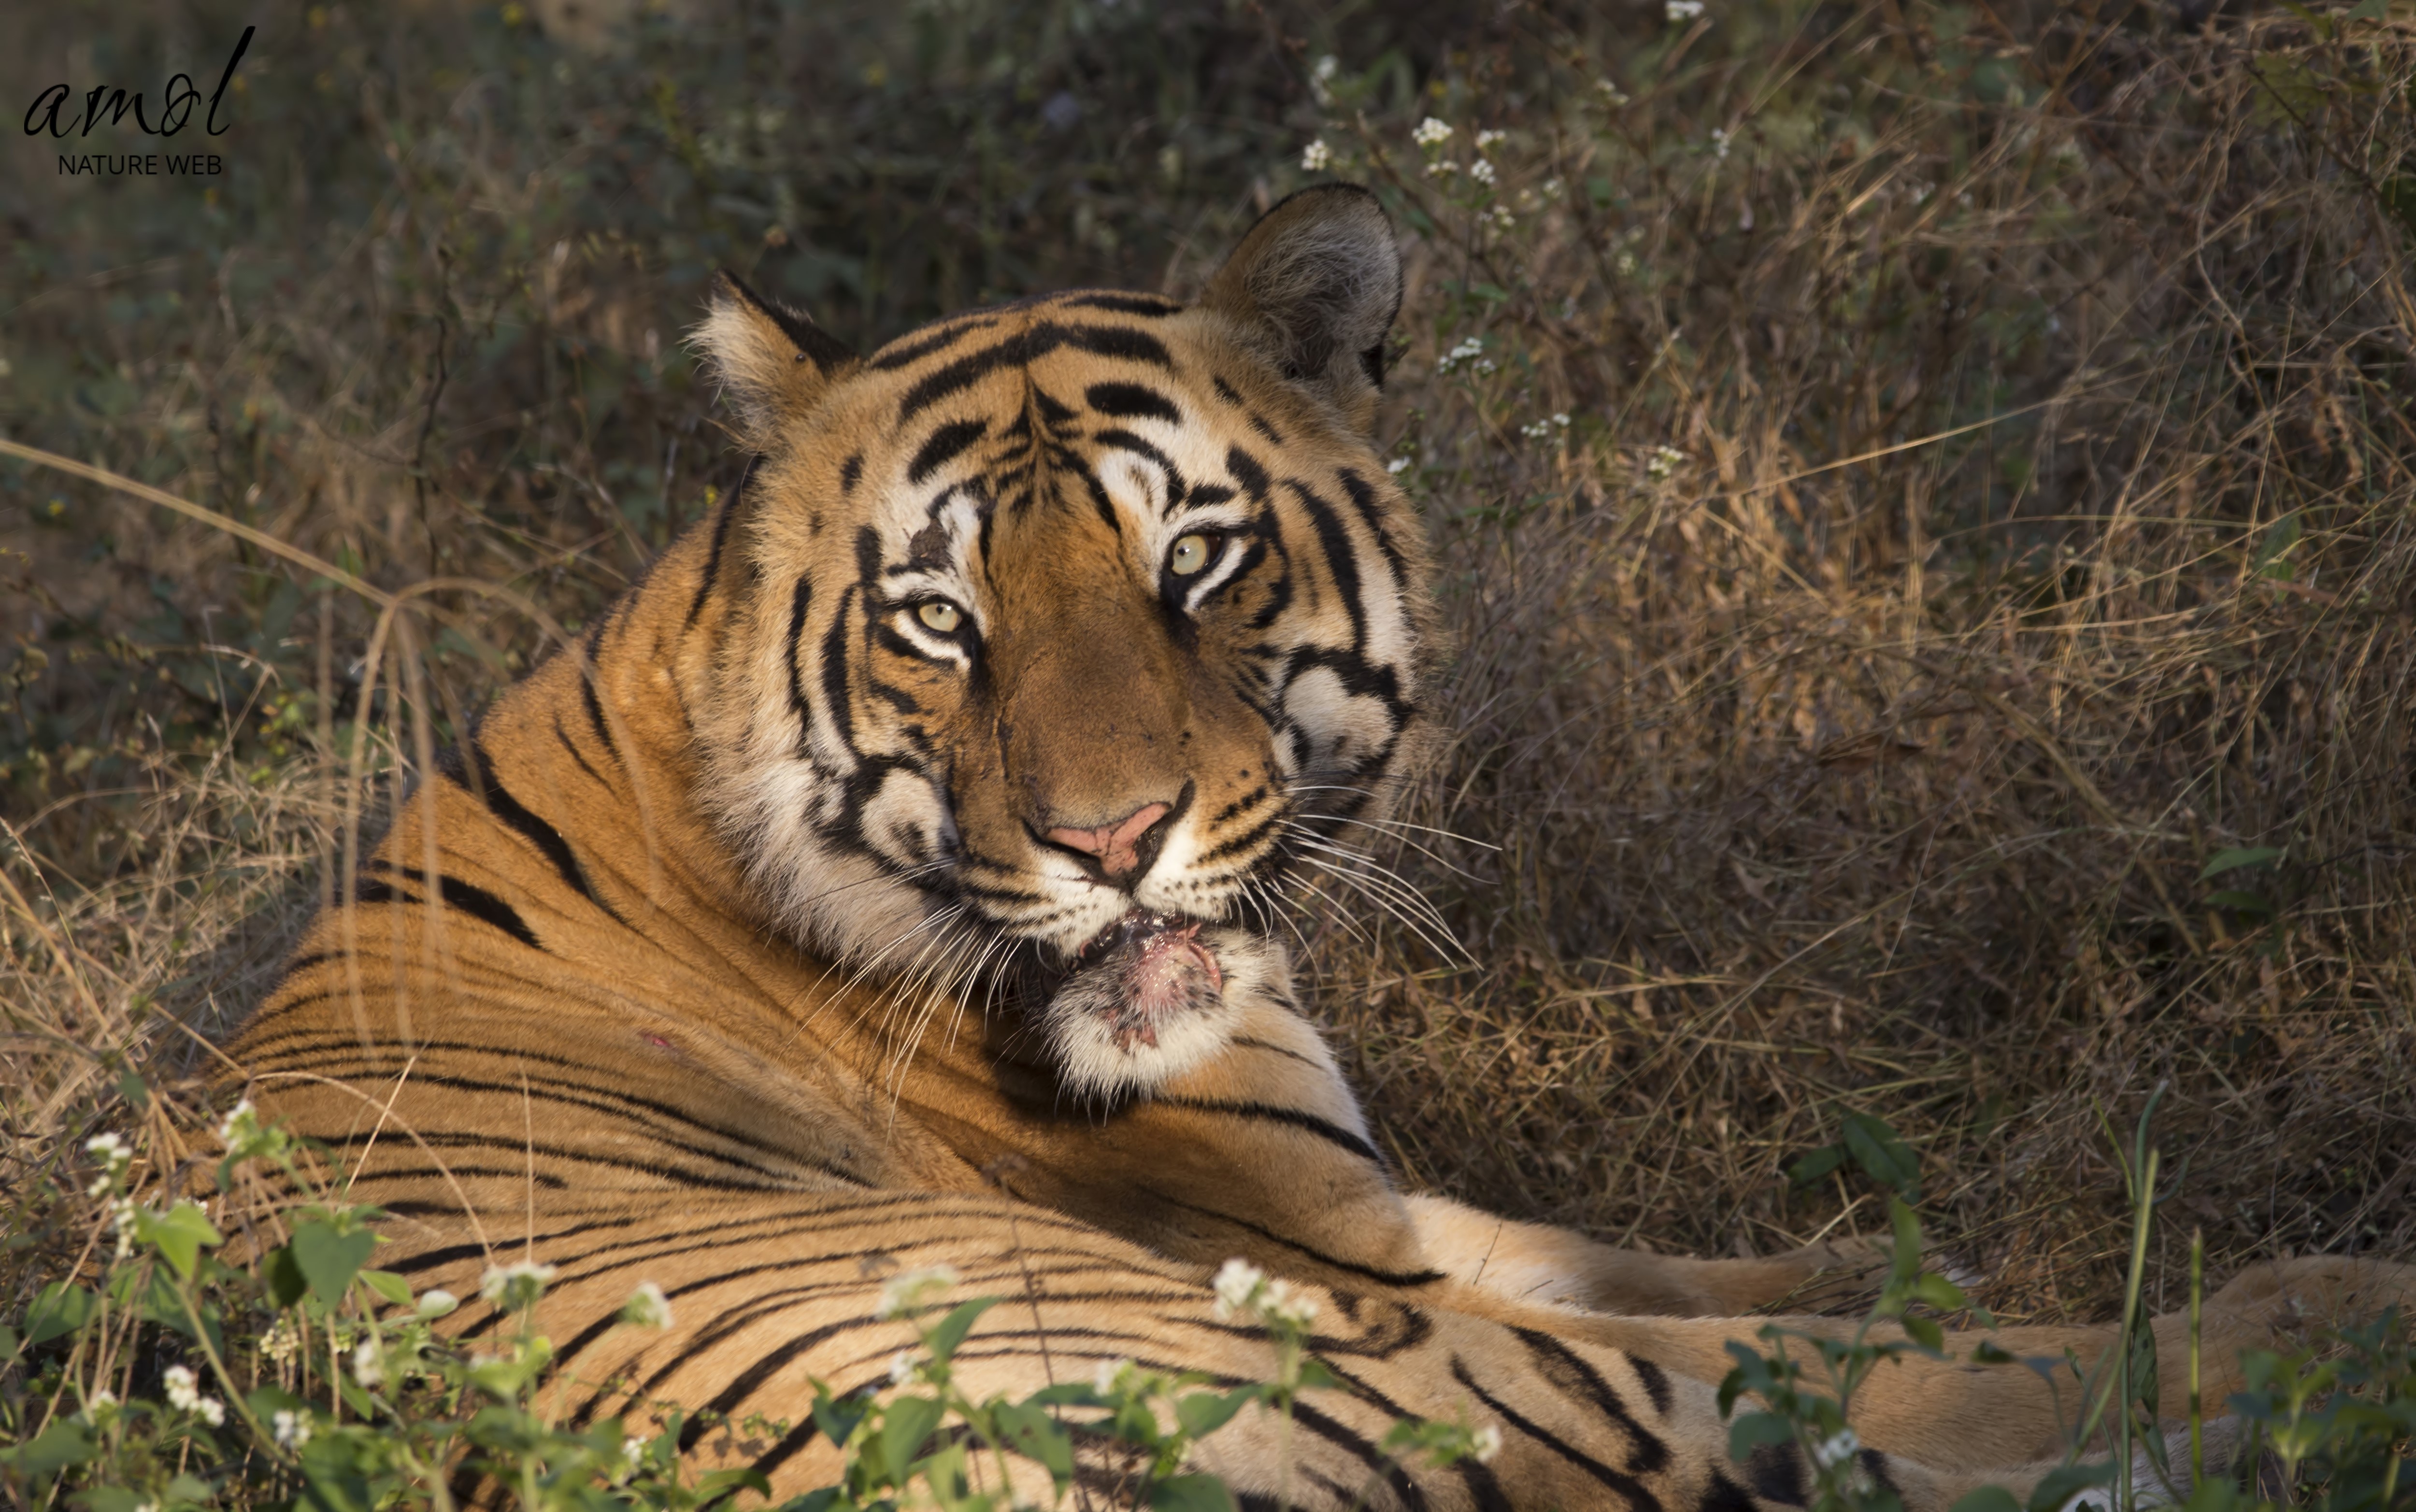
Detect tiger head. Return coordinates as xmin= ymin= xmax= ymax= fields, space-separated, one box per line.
xmin=692 ymin=186 xmax=1428 ymax=1098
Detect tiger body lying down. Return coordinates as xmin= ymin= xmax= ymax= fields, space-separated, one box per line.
xmin=225 ymin=186 xmax=2411 ymax=1509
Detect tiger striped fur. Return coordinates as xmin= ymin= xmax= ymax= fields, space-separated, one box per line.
xmin=223 ymin=186 xmax=2416 ymax=1509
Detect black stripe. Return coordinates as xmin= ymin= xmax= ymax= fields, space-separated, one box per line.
xmin=438 ymin=740 xmax=596 ymax=903
xmin=818 ymin=584 xmax=858 ymax=755
xmin=1144 ymin=1188 xmax=1446 ymax=1288
xmin=551 ymin=714 xmax=607 ymax=787
xmin=686 ymin=465 xmax=750 ymax=628
xmin=784 ymin=574 xmax=815 ymax=754
xmin=1629 ymin=1355 xmax=1672 ymax=1415
xmin=361 ymin=860 xmax=541 ymax=950
xmin=907 ymin=417 xmax=988 ymax=485
xmin=1153 ymin=1096 xmax=1381 ymax=1164
xmin=1287 ymin=480 xmax=1369 ymax=648
xmin=1513 ymin=1328 xmax=1670 ymax=1474
xmin=1062 ymin=292 xmax=1178 ymax=316
xmin=1451 ymin=1356 xmax=1657 ymax=1512
xmin=897 ymin=322 xmax=1172 ymax=424
xmin=1084 ymin=381 xmax=1180 ymax=423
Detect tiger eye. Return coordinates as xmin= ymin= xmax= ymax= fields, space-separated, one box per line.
xmin=1168 ymin=533 xmax=1214 ymax=576
xmin=917 ymin=600 xmax=962 ymax=633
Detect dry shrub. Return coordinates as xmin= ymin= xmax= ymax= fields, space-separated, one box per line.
xmin=3 ymin=0 xmax=2414 ymax=1327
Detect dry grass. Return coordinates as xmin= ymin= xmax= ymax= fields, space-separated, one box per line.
xmin=4 ymin=0 xmax=2415 ymax=1331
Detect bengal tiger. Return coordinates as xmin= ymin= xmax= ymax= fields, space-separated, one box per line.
xmin=221 ymin=185 xmax=2413 ymax=1510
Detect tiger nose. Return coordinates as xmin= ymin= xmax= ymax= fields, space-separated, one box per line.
xmin=1044 ymin=802 xmax=1172 ymax=884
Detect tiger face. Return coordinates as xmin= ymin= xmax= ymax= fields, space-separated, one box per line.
xmin=695 ymin=187 xmax=1425 ymax=1098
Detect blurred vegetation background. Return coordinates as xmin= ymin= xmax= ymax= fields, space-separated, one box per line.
xmin=4 ymin=0 xmax=2416 ymax=1327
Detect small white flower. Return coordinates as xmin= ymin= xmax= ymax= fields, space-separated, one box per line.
xmin=272 ymin=1408 xmax=312 ymax=1448
xmin=1413 ymin=116 xmax=1453 ymax=148
xmin=260 ymin=1316 xmax=301 ymax=1363
xmin=84 ymin=1389 xmax=118 ymax=1424
xmin=1427 ymin=159 xmax=1459 ymax=178
xmin=1815 ymin=1427 xmax=1862 ymax=1469
xmin=1314 ymin=55 xmax=1338 ymax=82
xmin=416 ymin=1288 xmax=459 ymax=1318
xmin=1471 ymin=1423 xmax=1503 ymax=1463
xmin=875 ymin=1263 xmax=960 ymax=1320
xmin=1710 ymin=127 xmax=1732 ymax=161
xmin=352 ymin=1338 xmax=385 ymax=1388
xmin=1211 ymin=1257 xmax=1266 ymax=1321
xmin=110 ymin=1197 xmax=138 ymax=1257
xmin=1543 ymin=177 xmax=1565 ymax=200
xmin=620 ymin=1281 xmax=674 ymax=1330
xmin=1386 ymin=456 xmax=1413 ymax=475
xmin=197 ymin=1397 xmax=225 ymax=1428
xmin=1666 ymin=0 xmax=1706 ymax=19
xmin=1646 ymin=445 xmax=1687 ymax=482
xmin=1473 ymin=357 xmax=1498 ymax=375
xmin=1469 ymin=157 xmax=1497 ymax=185
xmin=1596 ymin=80 xmax=1630 ymax=106
xmin=1259 ymin=1278 xmax=1319 ymax=1328
xmin=1436 ymin=336 xmax=1486 ymax=374
xmin=1474 ymin=128 xmax=1507 ymax=152
xmin=1616 ymin=249 xmax=1640 ymax=277
xmin=623 ymin=1434 xmax=650 ymax=1468
xmin=84 ymin=1131 xmax=130 ymax=1182
xmin=1092 ymin=1356 xmax=1133 ymax=1396
xmin=888 ymin=1349 xmax=918 ymax=1387
xmin=1310 ymin=53 xmax=1339 ymax=104
xmin=480 ymin=1261 xmax=557 ymax=1311
xmin=1553 ymin=412 xmax=1571 ymax=428
xmin=1487 ymin=204 xmax=1516 ymax=232
xmin=163 ymin=1365 xmax=201 ymax=1412
xmin=1300 ymin=139 xmax=1332 ymax=173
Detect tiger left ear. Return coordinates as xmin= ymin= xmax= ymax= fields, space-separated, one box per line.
xmin=695 ymin=271 xmax=858 ymax=449
xmin=1200 ymin=184 xmax=1402 ymax=434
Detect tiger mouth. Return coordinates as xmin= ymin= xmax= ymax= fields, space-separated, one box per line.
xmin=1059 ymin=909 xmax=1226 ymax=1049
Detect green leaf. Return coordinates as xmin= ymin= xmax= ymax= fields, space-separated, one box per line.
xmin=694 ymin=1469 xmax=775 ymax=1502
xmin=1913 ymin=1272 xmax=1970 ymax=1311
xmin=2126 ymin=1302 xmax=2160 ymax=1421
xmin=2205 ymin=889 xmax=2275 ymax=918
xmin=2200 ymin=847 xmax=2283 ymax=880
xmin=1176 ymin=1385 xmax=1262 ymax=1438
xmin=1903 ymin=1315 xmax=1945 ymax=1353
xmin=1887 ymin=1195 xmax=1925 ymax=1283
xmin=1788 ymin=1145 xmax=1847 ymax=1185
xmin=878 ymin=1394 xmax=944 ymax=1484
xmin=290 ymin=1221 xmax=377 ymax=1302
xmin=136 ymin=1200 xmax=224 ymax=1279
xmin=2026 ymin=1461 xmax=2115 ymax=1512
xmin=1149 ymin=1473 xmax=1239 ymax=1512
xmin=1844 ymin=1112 xmax=1920 ymax=1197
xmin=922 ymin=1295 xmax=1002 ymax=1363
xmin=2346 ymin=0 xmax=2388 ymax=21
xmin=1950 ymin=1487 xmax=2022 ymax=1512
xmin=4 ymin=1419 xmax=98 ymax=1484
xmin=359 ymin=1269 xmax=416 ymax=1308
xmin=266 ymin=1245 xmax=309 ymax=1309
xmin=24 ymin=1281 xmax=97 ymax=1346
xmin=996 ymin=1400 xmax=1074 ymax=1487
xmin=1970 ymin=1341 xmax=2017 ymax=1366
xmin=1728 ymin=1411 xmax=1797 ymax=1460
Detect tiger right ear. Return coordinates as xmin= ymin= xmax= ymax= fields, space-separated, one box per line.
xmin=1200 ymin=184 xmax=1402 ymax=433
xmin=695 ymin=271 xmax=858 ymax=448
